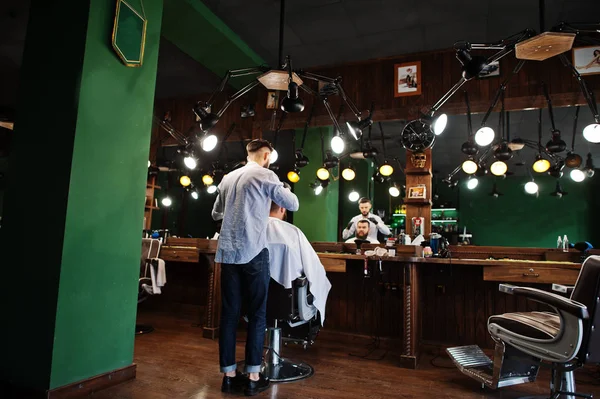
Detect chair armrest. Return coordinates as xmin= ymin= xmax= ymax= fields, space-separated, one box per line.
xmin=499 ymin=284 xmax=588 ymax=320
xmin=552 ymin=283 xmax=574 ymax=296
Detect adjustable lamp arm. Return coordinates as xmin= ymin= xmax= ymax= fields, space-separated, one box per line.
xmin=479 ymin=59 xmax=527 ymax=127
xmin=559 ymin=53 xmax=600 ymax=122
xmin=204 ymin=67 xmax=268 ymax=109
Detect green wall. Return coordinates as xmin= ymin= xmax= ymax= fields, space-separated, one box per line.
xmin=161 ymin=0 xmax=265 ymax=88
xmin=293 ymin=127 xmax=339 ymax=241
xmin=435 ymin=174 xmax=600 ymax=248
xmin=0 ymin=0 xmax=163 ymax=391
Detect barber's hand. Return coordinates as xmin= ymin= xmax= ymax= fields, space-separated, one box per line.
xmin=368 ymin=217 xmax=379 ymax=225
xmin=347 ymin=221 xmax=353 ymax=229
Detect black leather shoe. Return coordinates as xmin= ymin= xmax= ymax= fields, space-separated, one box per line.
xmin=221 ymin=371 xmax=247 ymax=393
xmin=244 ymin=374 xmax=270 ymax=396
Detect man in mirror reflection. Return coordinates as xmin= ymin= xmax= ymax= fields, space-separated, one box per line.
xmin=342 ymin=197 xmax=390 ymax=243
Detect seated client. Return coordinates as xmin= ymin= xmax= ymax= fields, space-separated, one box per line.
xmin=345 ymin=219 xmax=379 ymax=244
xmin=266 ymin=199 xmax=332 ymax=324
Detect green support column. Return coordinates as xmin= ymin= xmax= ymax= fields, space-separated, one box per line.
xmin=293 ymin=127 xmax=339 ymax=242
xmin=0 ymin=0 xmax=163 ymax=393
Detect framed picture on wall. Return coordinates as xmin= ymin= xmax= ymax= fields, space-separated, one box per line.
xmin=408 ymin=185 xmax=426 ymax=199
xmin=572 ymin=46 xmax=600 ymax=76
xmin=394 ymin=61 xmax=422 ymax=97
xmin=479 ymin=60 xmax=500 ymax=78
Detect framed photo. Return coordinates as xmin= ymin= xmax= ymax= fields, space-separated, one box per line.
xmin=266 ymin=91 xmax=279 ymax=109
xmin=572 ymin=46 xmax=600 ymax=76
xmin=480 ymin=60 xmax=500 ymax=78
xmin=394 ymin=61 xmax=422 ymax=97
xmin=408 ymin=185 xmax=426 ymax=199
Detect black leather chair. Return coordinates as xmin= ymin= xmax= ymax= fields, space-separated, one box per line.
xmin=240 ymin=276 xmax=320 ymax=382
xmin=447 ymin=255 xmax=600 ymax=399
xmin=136 ymin=238 xmax=162 ymax=335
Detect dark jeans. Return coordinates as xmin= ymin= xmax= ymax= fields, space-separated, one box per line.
xmin=219 ymin=248 xmax=270 ymax=373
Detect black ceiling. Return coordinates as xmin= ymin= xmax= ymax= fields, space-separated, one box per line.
xmin=1 ymin=0 xmax=599 ymax=176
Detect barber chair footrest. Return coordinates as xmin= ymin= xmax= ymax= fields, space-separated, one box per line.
xmin=447 ymin=345 xmax=495 ymax=388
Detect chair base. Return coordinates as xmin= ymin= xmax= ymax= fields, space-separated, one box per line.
xmin=236 ymin=359 xmax=314 ymax=383
xmin=135 ymin=324 xmax=154 ymax=335
xmin=263 ymin=358 xmax=314 ymax=382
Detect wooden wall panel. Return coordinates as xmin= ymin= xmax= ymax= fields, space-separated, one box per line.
xmin=249 ymin=49 xmax=600 ymax=133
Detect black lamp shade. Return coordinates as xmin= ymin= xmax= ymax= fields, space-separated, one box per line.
xmin=455 ymin=49 xmax=487 ymax=80
xmin=461 ymin=140 xmax=479 ymax=156
xmin=280 ymin=82 xmax=305 ymax=113
xmin=493 ymin=142 xmax=513 ymax=162
xmin=546 ymin=131 xmax=567 ymax=153
xmin=194 ymin=106 xmax=219 ymax=131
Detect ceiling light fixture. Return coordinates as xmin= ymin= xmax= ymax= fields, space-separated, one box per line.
xmin=194 ymin=0 xmax=367 ymax=142
xmin=342 ymin=164 xmax=356 ymax=181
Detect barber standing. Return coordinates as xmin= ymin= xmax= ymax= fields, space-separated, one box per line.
xmin=342 ymin=197 xmax=390 ymax=243
xmin=212 ymin=139 xmax=299 ymax=396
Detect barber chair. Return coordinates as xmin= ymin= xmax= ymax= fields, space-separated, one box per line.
xmin=240 ymin=276 xmax=319 ymax=382
xmin=446 ymin=255 xmax=600 ymax=399
xmin=136 ymin=238 xmax=162 ymax=335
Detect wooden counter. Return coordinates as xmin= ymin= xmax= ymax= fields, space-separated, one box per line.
xmin=158 ymin=238 xmax=585 ymax=368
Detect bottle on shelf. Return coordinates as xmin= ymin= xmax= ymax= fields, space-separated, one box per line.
xmin=557 ymin=235 xmax=562 ymax=249
xmin=563 ymin=235 xmax=569 ymax=252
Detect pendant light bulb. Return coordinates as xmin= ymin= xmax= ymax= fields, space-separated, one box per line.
xmin=461 ymin=159 xmax=478 ymax=174
xmin=314 ymin=185 xmax=323 ymax=195
xmin=524 ymin=181 xmax=539 ymax=194
xmin=570 ymin=169 xmax=586 ymax=182
xmin=466 ymin=177 xmax=479 ymax=190
xmin=532 ymin=157 xmax=551 ymax=173
xmin=270 ymin=149 xmax=278 ymax=164
xmin=490 ymin=160 xmax=507 ymax=176
xmin=207 ymin=185 xmax=217 ymax=194
xmin=348 ymin=190 xmax=360 ymax=202
xmin=191 ymin=191 xmax=199 ymax=200
xmin=287 ymin=169 xmax=300 ymax=183
xmin=202 ymin=174 xmax=214 ymax=186
xmin=161 ymin=197 xmax=172 ymax=207
xmin=316 ymin=167 xmax=330 ymax=180
xmin=183 ymin=156 xmax=197 ymax=170
xmin=179 ymin=175 xmax=191 ymax=187
xmin=389 ymin=185 xmax=400 ymax=197
xmin=331 ymin=135 xmax=345 ymax=154
xmin=475 ymin=126 xmax=495 ymax=146
xmin=583 ymin=123 xmax=600 ymax=143
xmin=342 ymin=166 xmax=356 ymax=181
xmin=432 ymin=113 xmax=448 ymax=135
xmin=379 ymin=162 xmax=394 ymax=177
xmin=201 ymin=134 xmax=218 ymax=152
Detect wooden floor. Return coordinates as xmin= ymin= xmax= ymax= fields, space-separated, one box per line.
xmin=94 ymin=311 xmax=600 ymax=399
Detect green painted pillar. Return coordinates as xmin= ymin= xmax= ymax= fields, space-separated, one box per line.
xmin=0 ymin=0 xmax=163 ymax=392
xmin=293 ymin=127 xmax=339 ymax=242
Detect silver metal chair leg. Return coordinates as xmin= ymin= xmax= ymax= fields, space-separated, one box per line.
xmin=262 ymin=320 xmax=314 ymax=383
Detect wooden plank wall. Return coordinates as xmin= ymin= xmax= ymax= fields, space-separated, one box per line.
xmin=251 ymin=49 xmax=600 ymax=133
xmin=150 ymin=47 xmax=600 ymax=151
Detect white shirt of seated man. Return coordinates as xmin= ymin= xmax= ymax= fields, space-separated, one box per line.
xmin=266 ymin=200 xmax=332 ymax=325
xmin=344 ymin=219 xmax=380 ymax=244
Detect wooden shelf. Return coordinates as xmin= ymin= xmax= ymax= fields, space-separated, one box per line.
xmin=405 ymin=167 xmax=432 ymax=176
xmin=404 ymin=198 xmax=432 ymax=206
xmin=145 ymin=205 xmax=159 ymax=210
xmin=147 ymin=184 xmax=162 ymax=189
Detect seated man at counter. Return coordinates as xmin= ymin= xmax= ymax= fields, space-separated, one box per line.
xmin=342 ymin=197 xmax=390 ymax=243
xmin=266 ymin=196 xmax=332 ymax=325
xmin=344 ymin=219 xmax=379 ymax=244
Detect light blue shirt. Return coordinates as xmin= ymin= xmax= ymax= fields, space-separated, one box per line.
xmin=212 ymin=161 xmax=299 ymax=264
